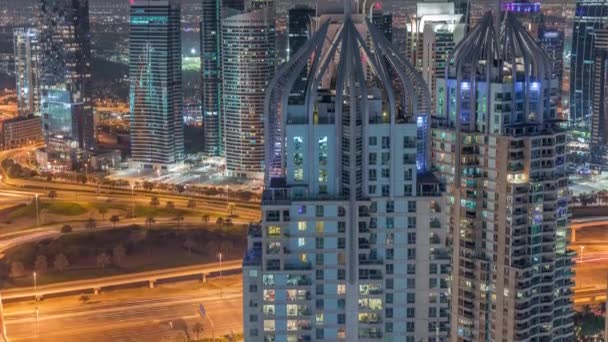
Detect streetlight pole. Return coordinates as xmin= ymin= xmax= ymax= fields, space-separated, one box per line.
xmin=218 ymin=252 xmax=223 ymax=298
xmin=33 ymin=271 xmax=38 ymax=327
xmin=35 ymin=194 xmax=39 ymax=226
xmin=131 ymin=184 xmax=135 ymax=218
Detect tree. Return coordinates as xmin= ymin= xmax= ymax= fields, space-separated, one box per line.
xmin=220 ymin=240 xmax=234 ymax=253
xmin=227 ymin=202 xmax=236 ymax=217
xmin=61 ymin=224 xmax=73 ymax=233
xmin=187 ymin=199 xmax=196 ymax=209
xmin=86 ymin=218 xmax=97 ymax=230
xmin=145 ymin=216 xmax=155 ymax=229
xmin=192 ymin=322 xmax=204 ymax=340
xmin=9 ymin=261 xmax=25 ymax=278
xmin=216 ymin=217 xmax=224 ymax=226
xmin=34 ymin=255 xmax=48 ymax=274
xmin=183 ymin=238 xmax=197 ymax=256
xmin=142 ymin=181 xmax=154 ymax=191
xmin=53 ymin=253 xmax=69 ymax=272
xmin=166 ymin=201 xmax=175 ymax=210
xmin=110 ymin=215 xmax=120 ymax=228
xmin=202 ymin=214 xmax=210 ymax=226
xmin=175 ymin=214 xmax=184 ymax=227
xmin=175 ymin=184 xmax=185 ymax=193
xmin=79 ymin=295 xmax=90 ymax=304
xmin=77 ymin=174 xmax=87 ymax=184
xmin=112 ymin=245 xmax=127 ymax=266
xmin=47 ymin=190 xmax=57 ymax=200
xmin=225 ymin=218 xmax=233 ymax=226
xmin=99 ymin=207 xmax=108 ymax=220
xmin=96 ymin=252 xmax=111 ymax=269
xmin=150 ymin=196 xmax=160 ymax=207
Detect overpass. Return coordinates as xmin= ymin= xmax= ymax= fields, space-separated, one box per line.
xmin=0 ymin=260 xmax=242 ymax=301
xmin=571 ymin=218 xmax=608 ymax=242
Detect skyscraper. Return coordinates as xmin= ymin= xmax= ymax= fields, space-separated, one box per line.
xmin=38 ymin=0 xmax=95 ymax=166
xmin=419 ymin=9 xmax=465 ymax=115
xmin=369 ymin=3 xmax=392 ymax=41
xmin=539 ymin=27 xmax=565 ymax=115
xmin=433 ymin=13 xmax=573 ymax=341
xmin=129 ymin=0 xmax=184 ymax=170
xmin=14 ymin=28 xmax=41 ymax=116
xmin=592 ymin=29 xmax=608 ymax=162
xmin=287 ymin=5 xmax=314 ymax=98
xmin=570 ymin=0 xmax=608 ymax=128
xmin=244 ymin=3 xmax=450 ymax=341
xmin=201 ymin=0 xmax=223 ymax=156
xmin=222 ymin=7 xmax=276 ymax=178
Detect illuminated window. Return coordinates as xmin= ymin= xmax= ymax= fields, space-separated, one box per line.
xmin=298 ymin=221 xmax=306 ymax=231
xmin=267 ymin=226 xmax=281 ymax=236
xmin=315 ymin=221 xmax=324 ymax=233
xmin=337 ymin=284 xmax=346 ymax=295
xmin=298 ymin=238 xmax=306 ymax=247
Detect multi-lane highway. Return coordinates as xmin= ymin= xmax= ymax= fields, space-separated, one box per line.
xmin=0 ymin=146 xmax=261 ymax=225
xmin=2 ymin=260 xmax=242 ymax=300
xmin=571 ymin=220 xmax=608 ymax=306
xmin=4 ymin=286 xmax=242 ymax=341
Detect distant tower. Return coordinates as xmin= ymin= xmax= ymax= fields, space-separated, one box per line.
xmin=129 ymin=0 xmax=184 ymax=170
xmin=288 ymin=5 xmax=315 ymax=99
xmin=14 ymin=28 xmax=41 ymax=116
xmin=200 ymin=0 xmax=223 ymax=156
xmin=38 ymin=0 xmax=95 ymax=166
xmin=592 ymin=29 xmax=608 ymax=162
xmin=222 ymin=7 xmax=276 ymax=178
xmin=570 ymin=0 xmax=608 ymax=128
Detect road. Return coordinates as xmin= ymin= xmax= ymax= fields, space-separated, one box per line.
xmin=0 ymin=145 xmax=261 ymax=225
xmin=572 ymin=221 xmax=608 ymax=306
xmin=4 ymin=287 xmax=242 ymax=341
xmin=1 ymin=260 xmax=243 ymax=300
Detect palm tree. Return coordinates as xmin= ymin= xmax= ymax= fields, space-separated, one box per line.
xmin=86 ymin=218 xmax=97 ymax=230
xmin=216 ymin=217 xmax=224 ymax=227
xmin=166 ymin=201 xmax=175 ymax=210
xmin=175 ymin=214 xmax=184 ymax=227
xmin=192 ymin=322 xmax=204 ymax=340
xmin=47 ymin=190 xmax=57 ymax=200
xmin=183 ymin=238 xmax=196 ymax=256
xmin=145 ymin=216 xmax=155 ymax=229
xmin=109 ymin=215 xmax=120 ymax=228
xmin=99 ymin=207 xmax=108 ymax=220
xmin=202 ymin=214 xmax=210 ymax=227
xmin=96 ymin=252 xmax=111 ymax=268
xmin=150 ymin=196 xmax=160 ymax=207
xmin=187 ymin=199 xmax=196 ymax=209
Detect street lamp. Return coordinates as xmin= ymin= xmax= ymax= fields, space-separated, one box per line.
xmin=131 ymin=183 xmax=135 ymax=218
xmin=33 ymin=272 xmax=38 ymax=325
xmin=34 ymin=194 xmax=39 ymax=226
xmin=218 ymin=252 xmax=223 ymax=298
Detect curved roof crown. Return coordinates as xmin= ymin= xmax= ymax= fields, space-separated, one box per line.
xmin=449 ymin=11 xmax=551 ymax=81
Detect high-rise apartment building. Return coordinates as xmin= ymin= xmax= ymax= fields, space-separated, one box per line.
xmin=420 ymin=13 xmax=465 ymax=115
xmin=14 ymin=28 xmax=41 ymax=116
xmin=129 ymin=0 xmax=184 ymax=170
xmin=38 ymin=0 xmax=95 ymax=166
xmin=243 ymin=3 xmax=450 ymax=341
xmin=539 ymin=27 xmax=565 ymax=115
xmin=433 ymin=13 xmax=573 ymax=341
xmin=287 ymin=5 xmax=314 ymax=99
xmin=571 ymin=0 xmax=608 ymax=128
xmin=592 ymin=29 xmax=608 ymax=162
xmin=403 ymin=1 xmax=464 ymax=114
xmin=201 ymin=0 xmax=223 ymax=156
xmin=369 ymin=4 xmax=392 ymax=41
xmin=222 ymin=7 xmax=276 ymax=178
